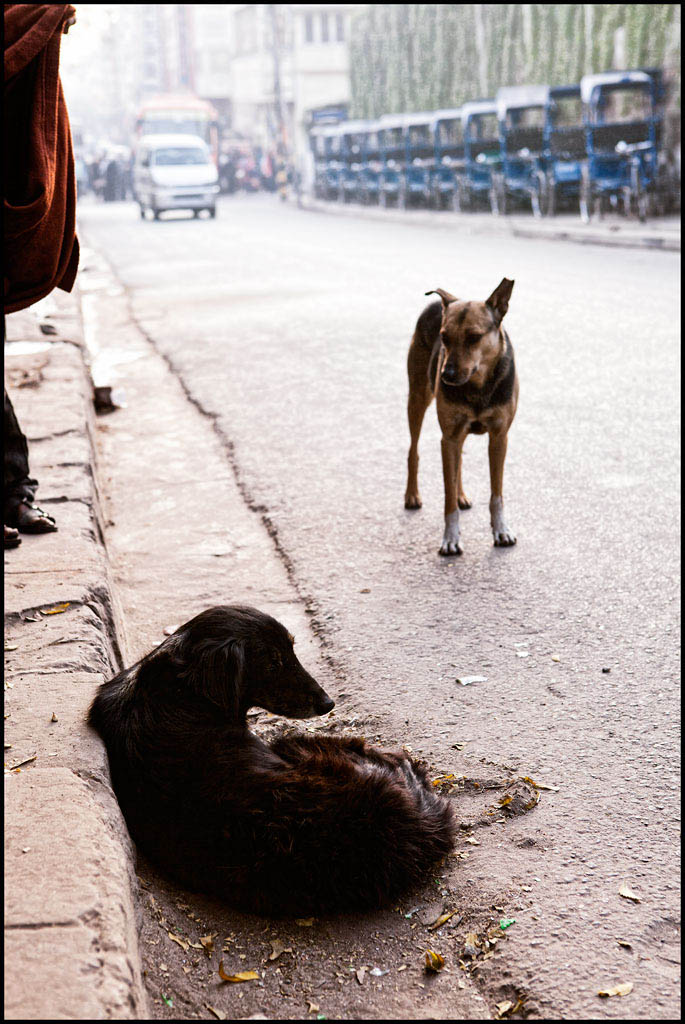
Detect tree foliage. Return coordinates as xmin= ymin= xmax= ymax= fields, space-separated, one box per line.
xmin=349 ymin=4 xmax=681 ymax=118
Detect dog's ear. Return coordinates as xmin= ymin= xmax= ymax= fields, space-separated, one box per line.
xmin=179 ymin=637 xmax=245 ymax=717
xmin=485 ymin=278 xmax=514 ymax=325
xmin=425 ymin=288 xmax=458 ymax=310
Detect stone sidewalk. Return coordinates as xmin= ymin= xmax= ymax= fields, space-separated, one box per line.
xmin=298 ymin=195 xmax=681 ymax=251
xmin=4 ymin=294 xmax=147 ymax=1018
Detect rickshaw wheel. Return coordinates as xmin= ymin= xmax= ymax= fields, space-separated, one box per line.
xmin=379 ymin=190 xmax=387 ymax=208
xmin=452 ymin=181 xmax=466 ymax=213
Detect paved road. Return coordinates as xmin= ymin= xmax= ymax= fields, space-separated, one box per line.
xmin=79 ymin=195 xmax=680 ymax=1019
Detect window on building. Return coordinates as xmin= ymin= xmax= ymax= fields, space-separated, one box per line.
xmin=336 ymin=13 xmax=345 ymax=42
xmin=304 ymin=12 xmax=314 ymax=43
xmin=320 ymin=11 xmax=329 ymax=43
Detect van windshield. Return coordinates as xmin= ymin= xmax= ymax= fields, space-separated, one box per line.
xmin=153 ymin=147 xmax=208 ymax=166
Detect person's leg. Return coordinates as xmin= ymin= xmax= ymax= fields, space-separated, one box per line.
xmin=4 ymin=386 xmax=57 ymax=533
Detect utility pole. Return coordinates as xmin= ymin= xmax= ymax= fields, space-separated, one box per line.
xmin=267 ymin=4 xmax=301 ymax=206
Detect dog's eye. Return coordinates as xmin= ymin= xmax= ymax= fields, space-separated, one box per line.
xmin=465 ymin=332 xmax=482 ymax=346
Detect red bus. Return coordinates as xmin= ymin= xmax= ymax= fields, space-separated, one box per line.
xmin=135 ymin=94 xmax=219 ymax=165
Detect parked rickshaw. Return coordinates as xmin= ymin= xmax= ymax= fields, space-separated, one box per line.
xmin=456 ymin=100 xmax=500 ymax=210
xmin=310 ymin=125 xmax=344 ymax=201
xmin=579 ymin=69 xmax=663 ymax=222
xmin=337 ymin=121 xmax=369 ymax=203
xmin=431 ymin=108 xmax=464 ymax=209
xmin=403 ymin=113 xmax=436 ymax=207
xmin=542 ymin=85 xmax=585 ymax=215
xmin=357 ymin=123 xmax=382 ymax=205
xmin=378 ymin=116 xmax=406 ymax=207
xmin=491 ymin=85 xmax=548 ymax=216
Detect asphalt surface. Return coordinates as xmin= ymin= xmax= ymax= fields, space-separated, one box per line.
xmin=78 ymin=194 xmax=680 ymax=1019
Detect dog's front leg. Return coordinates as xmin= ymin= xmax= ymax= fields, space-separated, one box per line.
xmin=488 ymin=430 xmax=516 ymax=546
xmin=439 ymin=434 xmax=466 ymax=556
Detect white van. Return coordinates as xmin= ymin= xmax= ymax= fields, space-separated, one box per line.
xmin=133 ymin=134 xmax=219 ymax=220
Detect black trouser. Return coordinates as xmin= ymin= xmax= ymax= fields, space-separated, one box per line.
xmin=4 ymin=310 xmax=39 ymax=521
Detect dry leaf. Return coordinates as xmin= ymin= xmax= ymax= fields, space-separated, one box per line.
xmin=168 ymin=932 xmax=189 ymax=952
xmin=307 ymin=1002 xmax=320 ymax=1014
xmin=424 ymin=949 xmax=445 ymax=973
xmin=356 ymin=966 xmax=368 ymax=985
xmin=267 ymin=940 xmax=291 ymax=962
xmin=296 ymin=917 xmax=315 ymax=927
xmin=218 ymin=961 xmax=259 ymax=983
xmin=4 ymin=642 xmax=18 ymax=651
xmin=617 ymin=940 xmax=633 ymax=949
xmin=206 ymin=1006 xmax=226 ymax=1020
xmin=496 ymin=1000 xmax=513 ymax=1017
xmin=43 ymin=603 xmax=70 ymax=615
xmin=618 ymin=885 xmax=641 ymax=903
xmin=427 ymin=908 xmax=460 ymax=931
xmin=200 ymin=934 xmax=217 ymax=954
xmin=598 ymin=982 xmax=633 ymax=998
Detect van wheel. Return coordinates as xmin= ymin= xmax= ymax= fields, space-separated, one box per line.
xmin=153 ymin=207 xmax=161 ymax=221
xmin=139 ymin=204 xmax=146 ymax=220
xmin=208 ymin=206 xmax=217 ymax=219
xmin=193 ymin=209 xmax=200 ymax=218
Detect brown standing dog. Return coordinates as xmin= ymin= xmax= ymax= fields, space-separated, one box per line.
xmin=405 ymin=279 xmax=518 ymax=555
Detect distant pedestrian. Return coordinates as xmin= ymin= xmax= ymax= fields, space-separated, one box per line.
xmin=3 ymin=3 xmax=79 ymax=545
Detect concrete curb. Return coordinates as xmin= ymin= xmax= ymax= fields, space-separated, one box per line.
xmin=4 ymin=296 xmax=148 ymax=1018
xmin=296 ymin=195 xmax=681 ymax=252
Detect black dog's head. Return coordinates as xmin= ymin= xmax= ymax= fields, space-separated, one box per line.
xmin=166 ymin=605 xmax=335 ymax=721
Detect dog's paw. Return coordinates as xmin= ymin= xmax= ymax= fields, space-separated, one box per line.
xmin=404 ymin=492 xmax=423 ymax=510
xmin=439 ymin=539 xmax=463 ymax=556
xmin=440 ymin=513 xmax=462 ymax=556
xmin=493 ymin=528 xmax=517 ymax=547
xmin=457 ymin=494 xmax=472 ymax=510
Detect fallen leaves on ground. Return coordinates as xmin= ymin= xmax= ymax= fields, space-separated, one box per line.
xmin=427 ymin=909 xmax=460 ymax=931
xmin=295 ymin=917 xmax=315 ymax=927
xmin=267 ymin=939 xmax=292 ymax=962
xmin=200 ymin=934 xmax=217 ymax=955
xmin=618 ymin=884 xmax=641 ymax=903
xmin=496 ymin=995 xmax=527 ymax=1018
xmin=43 ymin=602 xmax=70 ymax=615
xmin=424 ymin=949 xmax=445 ymax=972
xmin=598 ymin=982 xmax=633 ymax=997
xmin=206 ymin=1006 xmax=226 ymax=1020
xmin=168 ymin=932 xmax=189 ymax=952
xmin=218 ymin=961 xmax=259 ymax=983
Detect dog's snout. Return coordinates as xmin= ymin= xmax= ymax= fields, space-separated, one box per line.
xmin=442 ymin=362 xmax=471 ymax=385
xmin=318 ymin=694 xmax=335 ymax=714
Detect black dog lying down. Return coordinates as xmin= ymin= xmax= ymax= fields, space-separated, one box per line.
xmin=88 ymin=606 xmax=456 ymax=916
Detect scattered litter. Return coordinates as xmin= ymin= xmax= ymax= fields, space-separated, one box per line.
xmin=168 ymin=932 xmax=189 ymax=952
xmin=464 ymin=837 xmax=480 ymax=846
xmin=200 ymin=934 xmax=217 ymax=955
xmin=617 ymin=940 xmax=633 ymax=950
xmin=355 ymin=966 xmax=368 ymax=985
xmin=618 ymin=885 xmax=641 ymax=903
xmin=397 ymin=965 xmax=408 ymax=972
xmin=162 ymin=995 xmax=173 ymax=1008
xmin=360 ymin=588 xmax=371 ymax=594
xmin=296 ymin=917 xmax=315 ymax=927
xmin=22 ymin=847 xmax=31 ymax=853
xmin=463 ymin=933 xmax=480 ymax=957
xmin=369 ymin=967 xmax=389 ymax=977
xmin=8 ymin=754 xmax=37 ymax=771
xmin=551 ymin=654 xmax=561 ymax=662
xmin=424 ymin=949 xmax=445 ymax=973
xmin=307 ymin=1001 xmax=320 ymax=1013
xmin=50 ymin=712 xmax=58 ymax=723
xmin=598 ymin=982 xmax=633 ymax=997
xmin=456 ymin=675 xmax=487 ymax=686
xmin=521 ymin=775 xmax=559 ymax=793
xmin=602 ymin=667 xmax=611 ymax=674
xmin=516 ymin=651 xmax=529 ymax=658
xmin=500 ymin=918 xmax=516 ymax=931
xmin=4 ymin=641 xmax=18 ymax=652
xmin=218 ymin=961 xmax=259 ymax=983
xmin=428 ymin=909 xmax=460 ymax=931
xmin=206 ymin=1006 xmax=226 ymax=1020
xmin=267 ymin=940 xmax=291 ymax=962
xmin=43 ymin=603 xmax=70 ymax=615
